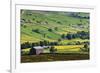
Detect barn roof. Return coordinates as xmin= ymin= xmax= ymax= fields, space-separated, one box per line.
xmin=33 ymin=46 xmax=44 ymax=49
xmin=33 ymin=46 xmax=49 ymax=49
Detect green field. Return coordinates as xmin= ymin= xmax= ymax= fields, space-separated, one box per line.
xmin=21 ymin=10 xmax=89 ymax=43
xmin=20 ymin=10 xmax=90 ymax=63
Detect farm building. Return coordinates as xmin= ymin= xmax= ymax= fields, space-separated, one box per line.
xmin=29 ymin=46 xmax=49 ymax=55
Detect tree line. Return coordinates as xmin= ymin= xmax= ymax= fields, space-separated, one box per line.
xmin=21 ymin=31 xmax=89 ymax=49
xmin=61 ymin=31 xmax=89 ymax=40
xmin=21 ymin=41 xmax=58 ymax=49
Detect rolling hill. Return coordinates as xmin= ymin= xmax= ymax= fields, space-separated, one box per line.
xmin=20 ymin=10 xmax=89 ymax=43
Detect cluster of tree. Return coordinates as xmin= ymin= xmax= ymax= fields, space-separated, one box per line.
xmin=32 ymin=29 xmax=46 ymax=38
xmin=21 ymin=41 xmax=59 ymax=49
xmin=21 ymin=42 xmax=31 ymax=49
xmin=21 ymin=40 xmax=85 ymax=50
xmin=80 ymin=44 xmax=89 ymax=52
xmin=21 ymin=11 xmax=49 ymax=25
xmin=61 ymin=31 xmax=89 ymax=40
xmin=70 ymin=13 xmax=89 ymax=19
xmin=21 ymin=18 xmax=33 ymax=24
xmin=31 ymin=41 xmax=58 ymax=47
xmin=32 ymin=27 xmax=59 ymax=36
xmin=21 ymin=31 xmax=89 ymax=49
xmin=32 ymin=29 xmax=40 ymax=33
xmin=48 ymin=27 xmax=59 ymax=32
xmin=76 ymin=15 xmax=89 ymax=19
xmin=77 ymin=31 xmax=89 ymax=39
xmin=57 ymin=21 xmax=62 ymax=24
xmin=32 ymin=27 xmax=58 ymax=37
xmin=36 ymin=20 xmax=41 ymax=24
xmin=21 ymin=24 xmax=27 ymax=28
xmin=36 ymin=20 xmax=48 ymax=25
xmin=29 ymin=47 xmax=36 ymax=55
xmin=48 ymin=28 xmax=53 ymax=32
xmin=49 ymin=46 xmax=57 ymax=54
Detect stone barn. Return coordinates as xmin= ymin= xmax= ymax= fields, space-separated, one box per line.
xmin=34 ymin=46 xmax=44 ymax=55
xmin=29 ymin=46 xmax=44 ymax=55
xmin=29 ymin=46 xmax=50 ymax=55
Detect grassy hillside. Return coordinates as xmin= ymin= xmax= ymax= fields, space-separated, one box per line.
xmin=20 ymin=10 xmax=89 ymax=43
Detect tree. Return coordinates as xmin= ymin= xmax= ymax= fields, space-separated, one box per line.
xmin=33 ymin=18 xmax=35 ymax=20
xmin=58 ymin=39 xmax=61 ymax=42
xmin=66 ymin=33 xmax=72 ymax=40
xmin=48 ymin=28 xmax=53 ymax=32
xmin=21 ymin=42 xmax=31 ymax=49
xmin=80 ymin=19 xmax=82 ymax=22
xmin=80 ymin=44 xmax=89 ymax=52
xmin=36 ymin=20 xmax=41 ymax=24
xmin=23 ymin=25 xmax=27 ymax=28
xmin=61 ymin=34 xmax=66 ymax=39
xmin=84 ymin=44 xmax=89 ymax=52
xmin=43 ymin=40 xmax=48 ymax=46
xmin=72 ymin=34 xmax=78 ymax=39
xmin=35 ymin=42 xmax=40 ymax=46
xmin=49 ymin=42 xmax=54 ymax=46
xmin=53 ymin=42 xmax=58 ymax=45
xmin=32 ymin=43 xmax=35 ymax=47
xmin=43 ymin=33 xmax=46 ymax=38
xmin=75 ymin=41 xmax=81 ymax=45
xmin=49 ymin=46 xmax=56 ymax=54
xmin=29 ymin=47 xmax=36 ymax=55
xmin=57 ymin=21 xmax=62 ymax=24
xmin=77 ymin=31 xmax=89 ymax=39
xmin=32 ymin=29 xmax=40 ymax=33
xmin=39 ymin=41 xmax=44 ymax=46
xmin=45 ymin=21 xmax=48 ymax=24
